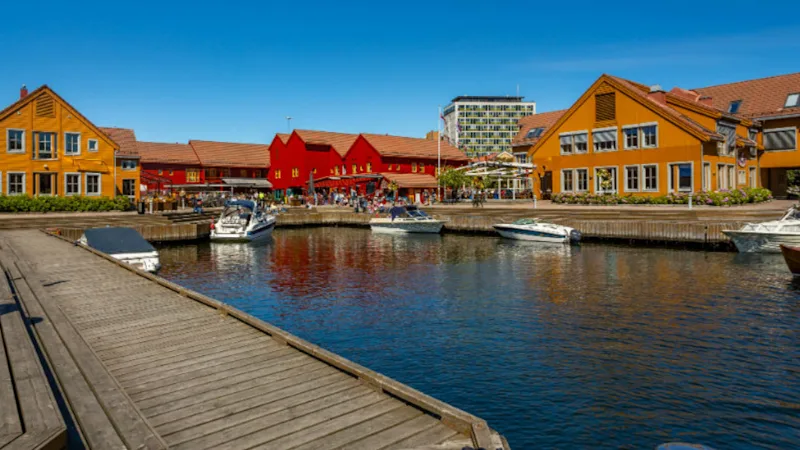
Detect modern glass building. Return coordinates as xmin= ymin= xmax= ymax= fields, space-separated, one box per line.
xmin=442 ymin=96 xmax=536 ymax=157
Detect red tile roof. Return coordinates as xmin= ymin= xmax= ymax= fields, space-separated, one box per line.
xmin=361 ymin=134 xmax=469 ymax=161
xmin=276 ymin=133 xmax=290 ymax=144
xmin=512 ymin=110 xmax=567 ymax=147
xmin=136 ymin=141 xmax=200 ymax=165
xmin=294 ymin=130 xmax=359 ymax=157
xmin=189 ymin=140 xmax=270 ymax=168
xmin=379 ymin=172 xmax=439 ymax=188
xmin=99 ymin=127 xmax=138 ymax=156
xmin=693 ymin=72 xmax=800 ymax=119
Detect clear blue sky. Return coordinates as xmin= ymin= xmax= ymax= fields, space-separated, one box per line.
xmin=2 ymin=0 xmax=798 ymax=144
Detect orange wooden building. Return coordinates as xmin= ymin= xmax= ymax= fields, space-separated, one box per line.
xmin=1 ymin=85 xmax=140 ymax=200
xmin=520 ymin=74 xmax=759 ymax=198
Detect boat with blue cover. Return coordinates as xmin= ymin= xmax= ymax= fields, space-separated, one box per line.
xmin=493 ymin=218 xmax=581 ymax=243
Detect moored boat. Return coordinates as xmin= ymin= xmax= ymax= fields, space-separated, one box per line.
xmin=369 ymin=205 xmax=445 ymax=234
xmin=780 ymin=244 xmax=800 ymax=276
xmin=79 ymin=227 xmax=161 ymax=273
xmin=493 ymin=218 xmax=581 ymax=243
xmin=211 ymin=200 xmax=276 ymax=242
xmin=722 ymin=207 xmax=800 ymax=253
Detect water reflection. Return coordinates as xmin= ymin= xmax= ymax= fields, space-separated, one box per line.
xmin=158 ymin=229 xmax=800 ymax=449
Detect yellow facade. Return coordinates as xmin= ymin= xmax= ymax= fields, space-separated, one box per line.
xmin=528 ymin=76 xmax=759 ymax=197
xmin=0 ymin=86 xmax=140 ymax=201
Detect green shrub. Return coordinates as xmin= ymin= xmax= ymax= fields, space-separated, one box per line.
xmin=0 ymin=195 xmax=132 ymax=213
xmin=551 ymin=187 xmax=772 ymax=206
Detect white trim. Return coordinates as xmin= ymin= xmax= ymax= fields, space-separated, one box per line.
xmin=121 ymin=159 xmax=138 ymax=171
xmin=591 ymin=126 xmax=618 ymax=132
xmin=640 ymin=124 xmax=659 ymax=149
xmin=558 ymin=130 xmax=589 ymax=137
xmin=642 ymin=164 xmax=659 ymax=192
xmin=623 ymin=164 xmax=641 ymax=192
xmin=6 ymin=128 xmax=26 ymax=154
xmin=574 ymin=167 xmax=589 ymax=192
xmin=621 ymin=124 xmax=639 ymax=130
xmin=6 ymin=172 xmax=26 ymax=195
xmin=622 ymin=128 xmax=639 ymax=150
xmin=88 ymin=138 xmax=99 ymax=153
xmin=749 ymin=166 xmax=757 ymax=188
xmin=702 ymin=162 xmax=711 ymax=191
xmin=64 ymin=172 xmax=82 ymax=196
xmin=85 ymin=172 xmax=102 ymax=196
xmin=64 ymin=132 xmax=81 ymax=156
xmin=594 ymin=165 xmax=619 ymax=194
xmin=560 ymin=168 xmax=575 ymax=192
xmin=668 ymin=161 xmax=694 ymax=193
xmin=764 ymin=126 xmax=797 ymax=133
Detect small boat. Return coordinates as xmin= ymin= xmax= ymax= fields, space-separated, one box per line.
xmin=493 ymin=218 xmax=581 ymax=243
xmin=780 ymin=245 xmax=800 ymax=276
xmin=79 ymin=227 xmax=161 ymax=273
xmin=211 ymin=200 xmax=276 ymax=242
xmin=369 ymin=205 xmax=445 ymax=234
xmin=722 ymin=207 xmax=800 ymax=253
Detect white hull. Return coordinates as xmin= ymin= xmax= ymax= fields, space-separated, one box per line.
xmin=211 ymin=222 xmax=275 ymax=242
xmin=495 ymin=228 xmax=569 ymax=243
xmin=112 ymin=252 xmax=161 ymax=273
xmin=369 ymin=220 xmax=444 ymax=234
xmin=723 ymin=231 xmax=800 ymax=253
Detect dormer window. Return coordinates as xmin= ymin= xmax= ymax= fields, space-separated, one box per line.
xmin=525 ymin=127 xmax=545 ymax=139
xmin=786 ymin=93 xmax=800 ymax=108
xmin=728 ymin=100 xmax=742 ymax=114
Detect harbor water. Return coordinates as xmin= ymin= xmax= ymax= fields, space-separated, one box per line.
xmin=157 ymin=228 xmax=800 ymax=449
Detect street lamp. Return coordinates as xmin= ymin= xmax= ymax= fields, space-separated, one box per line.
xmin=286 ymin=116 xmax=292 ymax=133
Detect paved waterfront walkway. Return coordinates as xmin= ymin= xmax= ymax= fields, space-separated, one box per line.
xmin=0 ymin=230 xmax=505 ymax=449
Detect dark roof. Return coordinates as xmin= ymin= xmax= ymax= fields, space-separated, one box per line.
xmin=512 ymin=109 xmax=567 ymax=147
xmin=82 ymin=227 xmax=155 ymax=255
xmin=450 ymin=96 xmax=527 ymax=103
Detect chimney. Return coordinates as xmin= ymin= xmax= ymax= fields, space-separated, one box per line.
xmin=648 ymin=85 xmax=666 ymax=104
xmin=20 ymin=84 xmax=28 ymax=99
xmin=699 ymin=96 xmax=713 ymax=107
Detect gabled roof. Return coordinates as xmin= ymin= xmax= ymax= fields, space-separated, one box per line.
xmin=512 ymin=109 xmax=567 ymax=147
xmin=360 ymin=134 xmax=469 ymax=161
xmin=189 ymin=140 xmax=270 ymax=168
xmin=136 ymin=141 xmax=200 ymax=165
xmin=99 ymin=127 xmax=138 ymax=156
xmin=276 ymin=133 xmax=290 ymax=144
xmin=379 ymin=172 xmax=439 ymax=188
xmin=294 ymin=130 xmax=359 ymax=157
xmin=693 ymin=72 xmax=800 ymax=119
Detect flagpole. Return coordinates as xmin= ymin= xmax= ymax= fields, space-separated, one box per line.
xmin=437 ymin=106 xmax=442 ymax=202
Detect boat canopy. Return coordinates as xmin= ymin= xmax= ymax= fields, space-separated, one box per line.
xmin=512 ymin=218 xmax=540 ymax=225
xmin=225 ymin=200 xmax=257 ymax=210
xmin=81 ymin=227 xmax=156 ymax=255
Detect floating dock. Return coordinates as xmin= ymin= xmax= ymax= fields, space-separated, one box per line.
xmin=0 ymin=229 xmax=507 ymax=449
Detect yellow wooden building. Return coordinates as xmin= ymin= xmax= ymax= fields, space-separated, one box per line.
xmin=0 ymin=85 xmax=140 ymax=200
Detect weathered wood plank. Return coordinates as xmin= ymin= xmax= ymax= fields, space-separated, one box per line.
xmin=381 ymin=422 xmax=461 ymax=450
xmin=339 ymin=414 xmax=448 ymax=450
xmin=0 ymin=279 xmax=24 ymax=447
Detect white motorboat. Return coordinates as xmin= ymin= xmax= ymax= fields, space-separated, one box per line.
xmin=493 ymin=218 xmax=581 ymax=243
xmin=79 ymin=227 xmax=161 ymax=273
xmin=369 ymin=205 xmax=445 ymax=234
xmin=211 ymin=200 xmax=276 ymax=242
xmin=722 ymin=207 xmax=800 ymax=253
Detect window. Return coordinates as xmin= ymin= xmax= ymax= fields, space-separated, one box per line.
xmin=351 ymin=164 xmax=357 ymax=174
xmin=274 ymin=169 xmax=281 ymax=179
xmin=593 ymin=128 xmax=618 ymax=152
xmin=65 ymin=173 xmax=81 ymax=195
xmin=728 ymin=165 xmax=735 ymax=189
xmin=419 ymin=163 xmax=425 ymax=173
xmin=669 ymin=163 xmax=692 ymax=192
xmin=576 ymin=169 xmax=588 ymax=192
xmin=220 ymin=168 xmax=230 ymax=177
xmin=738 ymin=170 xmax=746 ymax=186
xmin=560 ymin=134 xmax=573 ymax=154
xmin=595 ymin=167 xmax=618 ymax=194
xmin=728 ymin=100 xmax=742 ymax=114
xmin=625 ymin=166 xmax=639 ymax=191
xmin=65 ymin=132 xmax=80 ymax=155
xmin=574 ymin=133 xmax=588 ymax=153
xmin=85 ymin=173 xmax=101 ymax=196
xmin=641 ymin=125 xmax=657 ymax=148
xmin=785 ymin=93 xmax=800 ymax=108
xmin=703 ymin=162 xmax=711 ymax=191
xmin=7 ymin=129 xmax=24 ymax=153
xmin=186 ymin=168 xmax=200 ymax=182
xmin=121 ymin=159 xmax=137 ymax=170
xmin=7 ymin=172 xmax=25 ymax=195
xmin=122 ymin=179 xmax=136 ymax=197
xmin=334 ymin=166 xmax=339 ymax=175
xmin=561 ymin=169 xmax=574 ymax=192
xmin=241 ymin=169 xmax=248 ymax=177
xmin=158 ymin=169 xmax=164 ymax=175
xmin=748 ymin=129 xmax=758 ymax=143
xmin=623 ymin=127 xmax=639 ymax=149
xmin=292 ymin=167 xmax=299 ymax=177
xmin=412 ymin=162 xmax=417 ymax=173
xmin=366 ymin=162 xmax=372 ymax=172
xmin=643 ymin=165 xmax=658 ymax=192
xmin=33 ymin=132 xmax=56 ymax=159
xmin=88 ymin=139 xmax=98 ymax=152
xmin=749 ymin=167 xmax=757 ymax=188
xmin=763 ymin=128 xmax=797 ymax=151
xmin=34 ymin=173 xmax=56 ymax=195
xmin=716 ymin=122 xmax=737 ymax=155
xmin=341 ymin=165 xmax=346 ymax=175
xmin=595 ymin=93 xmax=616 ymax=121
xmin=717 ymin=164 xmax=727 ymax=190
xmin=206 ymin=168 xmax=217 ymax=179
xmin=525 ymin=127 xmax=545 ymax=139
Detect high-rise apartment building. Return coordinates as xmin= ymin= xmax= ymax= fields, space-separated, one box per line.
xmin=442 ymin=96 xmax=536 ymax=157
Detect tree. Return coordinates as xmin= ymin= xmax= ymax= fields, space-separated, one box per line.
xmin=437 ymin=166 xmax=471 ymax=199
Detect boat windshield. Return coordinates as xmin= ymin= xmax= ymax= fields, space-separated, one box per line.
xmin=407 ymin=210 xmax=430 ymax=218
xmin=512 ymin=218 xmax=540 ymax=225
xmin=782 ymin=207 xmax=800 ymax=221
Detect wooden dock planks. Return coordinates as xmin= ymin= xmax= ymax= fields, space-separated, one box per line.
xmin=0 ymin=229 xmax=507 ymax=450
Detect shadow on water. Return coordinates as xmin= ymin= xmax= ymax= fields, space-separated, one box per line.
xmin=156 ymin=228 xmax=800 ymax=450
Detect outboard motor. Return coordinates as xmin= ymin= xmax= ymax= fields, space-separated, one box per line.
xmin=569 ymin=229 xmax=582 ymax=243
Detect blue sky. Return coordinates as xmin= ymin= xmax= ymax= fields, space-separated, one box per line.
xmin=2 ymin=0 xmax=798 ymax=144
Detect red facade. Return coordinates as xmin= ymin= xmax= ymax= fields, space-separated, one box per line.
xmin=268 ymin=130 xmax=354 ymax=193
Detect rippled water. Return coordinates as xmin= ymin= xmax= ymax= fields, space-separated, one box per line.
xmin=157 ymin=228 xmax=800 ymax=449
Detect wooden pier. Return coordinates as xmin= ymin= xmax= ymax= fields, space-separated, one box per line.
xmin=0 ymin=230 xmax=507 ymax=449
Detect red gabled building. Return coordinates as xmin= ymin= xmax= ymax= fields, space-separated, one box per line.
xmin=188 ymin=140 xmax=271 ymax=191
xmin=135 ymin=141 xmax=202 ymax=190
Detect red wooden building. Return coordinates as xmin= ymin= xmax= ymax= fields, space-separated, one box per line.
xmin=188 ymin=140 xmax=271 ymax=191
xmin=135 ymin=141 xmax=202 ymax=190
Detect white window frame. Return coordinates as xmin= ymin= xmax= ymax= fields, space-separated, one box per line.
xmin=6 ymin=129 xmax=25 ymax=154
xmin=88 ymin=138 xmax=99 ymax=153
xmin=738 ymin=169 xmax=747 ymax=186
xmin=575 ymin=167 xmax=589 ymax=192
xmin=728 ymin=165 xmax=736 ymax=189
xmin=64 ymin=132 xmax=81 ymax=156
xmin=642 ymin=164 xmax=659 ymax=192
xmin=592 ymin=126 xmax=618 ymax=153
xmin=786 ymin=93 xmax=800 ymax=108
xmin=85 ymin=172 xmax=101 ymax=196
xmin=561 ymin=169 xmax=575 ymax=192
xmin=716 ymin=163 xmax=726 ymax=190
xmin=668 ymin=161 xmax=694 ymax=193
xmin=594 ymin=165 xmax=619 ymax=194
xmin=762 ymin=127 xmax=797 ymax=152
xmin=7 ymin=172 xmax=26 ymax=195
xmin=622 ymin=125 xmax=639 ymax=150
xmin=703 ymin=162 xmax=711 ymax=191
xmin=640 ymin=122 xmax=659 ymax=149
xmin=559 ymin=130 xmax=588 ymax=155
xmin=64 ymin=172 xmax=82 ymax=196
xmin=749 ymin=167 xmax=757 ymax=188
xmin=121 ymin=159 xmax=138 ymax=171
xmin=623 ymin=164 xmax=640 ymax=192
